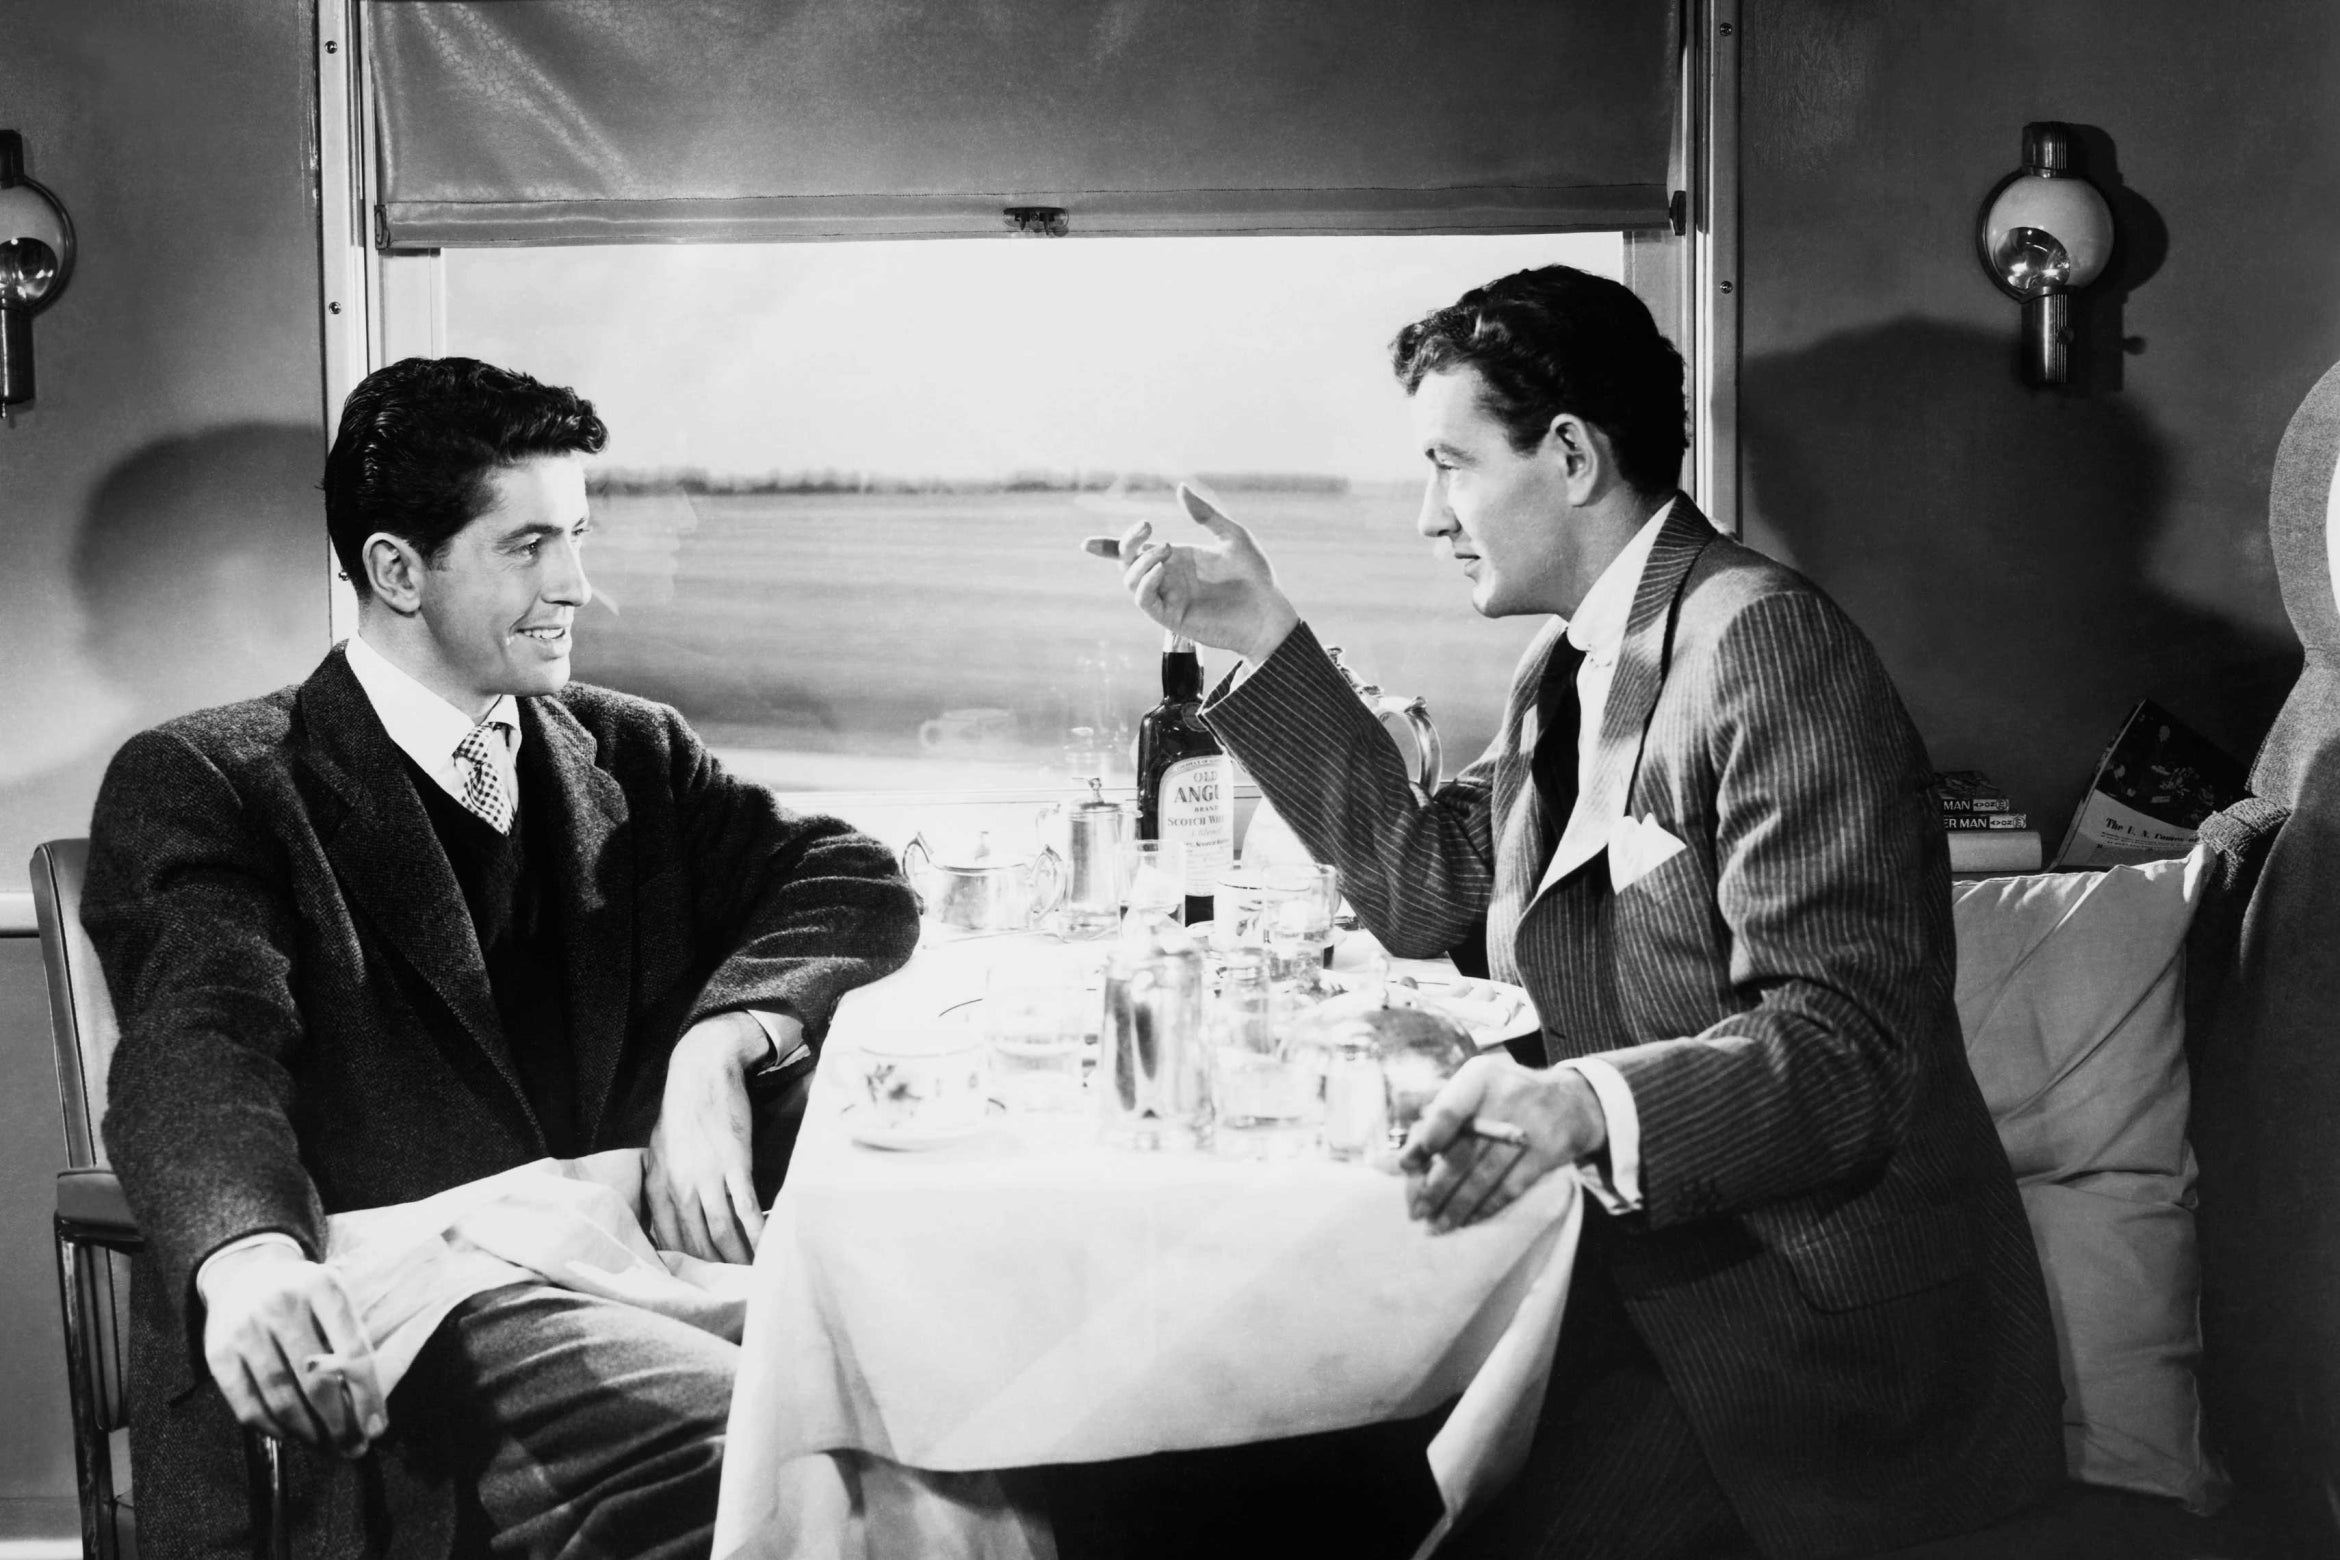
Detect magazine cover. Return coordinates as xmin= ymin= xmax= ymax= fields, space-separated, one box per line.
xmin=2054 ymin=699 xmax=2247 ymax=868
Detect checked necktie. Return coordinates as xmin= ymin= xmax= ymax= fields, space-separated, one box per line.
xmin=451 ymin=719 xmax=514 ymax=834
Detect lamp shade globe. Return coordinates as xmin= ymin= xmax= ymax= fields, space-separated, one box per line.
xmin=1981 ymin=171 xmax=2114 ymax=297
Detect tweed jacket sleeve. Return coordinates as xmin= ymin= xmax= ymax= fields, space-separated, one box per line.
xmin=87 ymin=727 xmax=329 ymax=1314
xmin=1202 ymin=620 xmax=1502 ymax=959
xmin=645 ymin=703 xmax=919 ymax=1043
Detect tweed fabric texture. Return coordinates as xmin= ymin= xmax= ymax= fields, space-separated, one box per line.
xmin=84 ymin=645 xmax=920 ymax=1559
xmin=1205 ymin=500 xmax=2065 ymax=1558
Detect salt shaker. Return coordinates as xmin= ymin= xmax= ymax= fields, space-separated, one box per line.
xmin=1060 ymin=777 xmax=1128 ymax=940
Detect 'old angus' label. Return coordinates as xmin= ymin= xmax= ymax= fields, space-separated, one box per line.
xmin=1158 ymin=755 xmax=1233 ymax=892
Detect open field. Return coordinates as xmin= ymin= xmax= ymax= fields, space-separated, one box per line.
xmin=572 ymin=489 xmax=1545 ymax=791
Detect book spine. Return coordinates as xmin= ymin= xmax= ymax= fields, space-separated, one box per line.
xmin=1937 ymin=796 xmax=2013 ymax=814
xmin=1941 ymin=813 xmax=2029 ymax=831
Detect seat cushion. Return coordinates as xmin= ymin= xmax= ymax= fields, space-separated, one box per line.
xmin=1951 ymin=855 xmax=2222 ymax=1513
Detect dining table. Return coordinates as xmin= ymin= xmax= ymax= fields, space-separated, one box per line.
xmin=711 ymin=928 xmax=1585 ymax=1560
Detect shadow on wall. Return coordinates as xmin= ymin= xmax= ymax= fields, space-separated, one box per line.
xmin=1741 ymin=318 xmax=2299 ymax=844
xmin=72 ymin=422 xmax=328 ymax=726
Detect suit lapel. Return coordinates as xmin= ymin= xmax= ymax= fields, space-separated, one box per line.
xmin=294 ymin=649 xmax=532 ymax=1118
xmin=1532 ymin=500 xmax=1719 ymax=903
xmin=518 ymin=696 xmax=636 ymax=1144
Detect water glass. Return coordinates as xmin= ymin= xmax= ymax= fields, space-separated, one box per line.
xmin=983 ymin=948 xmax=1094 ymax=1113
xmin=1210 ymin=949 xmax=1314 ymax=1159
xmin=1217 ymin=861 xmax=1341 ymax=981
xmin=1121 ymin=838 xmax=1187 ymax=926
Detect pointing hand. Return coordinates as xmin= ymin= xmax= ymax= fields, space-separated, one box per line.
xmin=1108 ymin=484 xmax=1301 ymax=664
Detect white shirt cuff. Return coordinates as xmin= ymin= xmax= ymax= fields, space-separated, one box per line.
xmin=743 ymin=1007 xmax=809 ymax=1071
xmin=194 ymin=1231 xmax=306 ymax=1304
xmin=1558 ymin=1056 xmax=1644 ymax=1214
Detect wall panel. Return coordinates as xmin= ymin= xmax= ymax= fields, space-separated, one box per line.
xmin=1740 ymin=0 xmax=2340 ymax=846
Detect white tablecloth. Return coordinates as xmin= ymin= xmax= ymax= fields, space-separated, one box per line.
xmin=714 ymin=935 xmax=1583 ymax=1560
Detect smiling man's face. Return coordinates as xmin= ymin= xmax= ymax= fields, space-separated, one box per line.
xmin=414 ymin=453 xmax=594 ymax=706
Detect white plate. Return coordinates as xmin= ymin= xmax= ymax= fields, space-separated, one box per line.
xmin=842 ymin=1100 xmax=1002 ymax=1151
xmin=1380 ymin=974 xmax=1541 ymax=1050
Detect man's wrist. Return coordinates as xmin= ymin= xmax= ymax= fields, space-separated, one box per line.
xmin=195 ymin=1234 xmax=306 ymax=1305
xmin=681 ymin=1009 xmax=788 ymax=1074
xmin=1238 ymin=599 xmax=1303 ymax=665
xmin=1553 ymin=1067 xmax=1609 ymax=1157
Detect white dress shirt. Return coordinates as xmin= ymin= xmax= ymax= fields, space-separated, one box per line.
xmin=1546 ymin=499 xmax=1677 ymax=1215
xmin=345 ymin=631 xmax=522 ymax=816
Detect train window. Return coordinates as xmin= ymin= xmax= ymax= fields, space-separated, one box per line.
xmin=438 ymin=231 xmax=1625 ymax=794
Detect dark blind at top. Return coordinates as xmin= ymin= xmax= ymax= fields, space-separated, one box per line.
xmin=370 ymin=0 xmax=1678 ymax=247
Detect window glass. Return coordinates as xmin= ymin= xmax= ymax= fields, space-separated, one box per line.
xmin=441 ymin=233 xmax=1624 ymax=793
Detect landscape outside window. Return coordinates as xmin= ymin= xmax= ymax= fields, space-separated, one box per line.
xmin=441 ymin=232 xmax=1625 ymax=794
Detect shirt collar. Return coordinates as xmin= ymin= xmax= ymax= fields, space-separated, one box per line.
xmin=1564 ymin=497 xmax=1677 ymax=663
xmin=344 ymin=632 xmax=521 ymax=774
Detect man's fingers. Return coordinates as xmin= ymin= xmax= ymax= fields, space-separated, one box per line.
xmin=726 ymin=1166 xmax=766 ymax=1256
xmin=1176 ymin=483 xmax=1249 ymax=542
xmin=284 ymin=1337 xmax=364 ymax=1453
xmin=1127 ymin=552 xmax=1172 ymax=616
xmin=646 ymin=1171 xmax=685 ymax=1255
xmin=213 ymin=1355 xmax=278 ymax=1440
xmin=697 ymin=1182 xmax=754 ymax=1265
xmin=309 ymin=1276 xmax=389 ymax=1441
xmin=1400 ymin=1062 xmax=1494 ymax=1175
xmin=1448 ymin=1139 xmax=1538 ymax=1229
xmin=249 ymin=1346 xmax=331 ymax=1448
xmin=237 ymin=1359 xmax=303 ymax=1446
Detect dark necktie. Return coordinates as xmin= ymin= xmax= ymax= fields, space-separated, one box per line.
xmin=1531 ymin=640 xmax=1586 ymax=830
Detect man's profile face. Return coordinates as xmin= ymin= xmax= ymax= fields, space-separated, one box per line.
xmin=414 ymin=453 xmax=593 ymax=705
xmin=1409 ymin=368 xmax=1576 ymax=619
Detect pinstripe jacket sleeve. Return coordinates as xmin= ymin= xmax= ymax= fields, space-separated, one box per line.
xmin=1203 ymin=618 xmax=1529 ymax=960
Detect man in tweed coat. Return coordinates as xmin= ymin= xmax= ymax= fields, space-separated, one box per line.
xmin=1112 ymin=268 xmax=2064 ymax=1557
xmin=84 ymin=358 xmax=919 ymax=1558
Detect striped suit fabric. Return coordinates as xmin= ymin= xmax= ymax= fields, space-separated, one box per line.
xmin=1204 ymin=499 xmax=2065 ymax=1558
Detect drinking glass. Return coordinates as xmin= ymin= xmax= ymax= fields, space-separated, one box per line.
xmin=1217 ymin=861 xmax=1341 ymax=983
xmin=982 ymin=946 xmax=1095 ymax=1113
xmin=1209 ymin=948 xmax=1313 ymax=1159
xmin=1121 ymin=838 xmax=1187 ymax=926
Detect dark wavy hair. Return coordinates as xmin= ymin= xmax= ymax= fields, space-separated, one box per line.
xmin=1390 ymin=266 xmax=1687 ymax=498
xmin=323 ymin=357 xmax=607 ymax=598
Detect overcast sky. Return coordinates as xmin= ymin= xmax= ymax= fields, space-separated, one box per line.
xmin=443 ymin=232 xmax=1622 ymax=484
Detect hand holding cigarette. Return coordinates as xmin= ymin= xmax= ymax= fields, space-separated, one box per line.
xmin=1400 ymin=1054 xmax=1607 ymax=1232
xmin=1084 ymin=483 xmax=1304 ymax=664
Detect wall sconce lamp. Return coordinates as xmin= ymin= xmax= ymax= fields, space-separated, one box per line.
xmin=0 ymin=129 xmax=76 ymax=419
xmin=1978 ymin=123 xmax=2114 ymax=387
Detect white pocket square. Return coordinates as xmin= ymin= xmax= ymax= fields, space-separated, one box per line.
xmin=1607 ymin=813 xmax=1687 ymax=893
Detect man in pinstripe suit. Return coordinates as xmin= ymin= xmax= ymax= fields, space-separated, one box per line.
xmin=1112 ymin=267 xmax=2064 ymax=1558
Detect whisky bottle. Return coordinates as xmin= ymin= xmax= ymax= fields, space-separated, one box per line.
xmin=1136 ymin=631 xmax=1233 ymax=926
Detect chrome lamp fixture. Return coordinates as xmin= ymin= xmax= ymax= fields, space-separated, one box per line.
xmin=1977 ymin=123 xmax=2114 ymax=387
xmin=0 ymin=129 xmax=76 ymax=417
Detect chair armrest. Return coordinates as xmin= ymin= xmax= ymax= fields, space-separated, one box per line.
xmin=55 ymin=1168 xmax=141 ymax=1249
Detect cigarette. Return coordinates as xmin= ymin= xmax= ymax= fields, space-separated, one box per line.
xmin=1464 ymin=1117 xmax=1528 ymax=1147
xmin=301 ymin=1351 xmax=356 ymax=1380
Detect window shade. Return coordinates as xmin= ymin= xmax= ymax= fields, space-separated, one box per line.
xmin=369 ymin=0 xmax=1679 ymax=248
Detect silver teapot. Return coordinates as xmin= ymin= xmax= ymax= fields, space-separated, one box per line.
xmin=1326 ymin=645 xmax=1442 ymax=792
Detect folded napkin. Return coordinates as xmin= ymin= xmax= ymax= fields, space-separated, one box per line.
xmin=325 ymin=1150 xmax=749 ymax=1394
